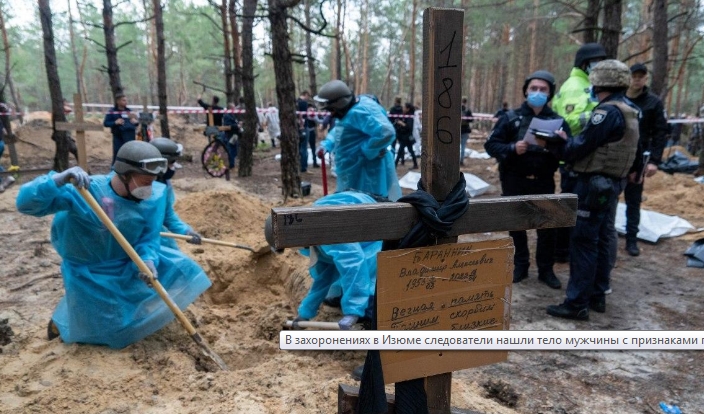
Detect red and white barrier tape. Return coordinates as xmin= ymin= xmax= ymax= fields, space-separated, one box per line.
xmin=6 ymin=102 xmax=702 ymax=124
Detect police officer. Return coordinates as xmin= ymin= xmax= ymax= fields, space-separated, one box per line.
xmin=485 ymin=70 xmax=571 ymax=289
xmin=547 ymin=60 xmax=642 ymax=321
xmin=552 ymin=43 xmax=608 ymax=264
xmin=623 ymin=63 xmax=668 ymax=256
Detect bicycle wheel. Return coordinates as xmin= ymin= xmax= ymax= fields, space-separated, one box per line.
xmin=201 ymin=139 xmax=230 ymax=177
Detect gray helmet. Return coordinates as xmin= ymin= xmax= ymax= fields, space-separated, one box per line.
xmin=113 ymin=140 xmax=168 ymax=176
xmin=574 ymin=43 xmax=607 ymax=68
xmin=522 ymin=70 xmax=556 ymax=101
xmin=589 ymin=59 xmax=631 ymax=88
xmin=314 ymin=80 xmax=353 ymax=111
xmin=150 ymin=137 xmax=183 ymax=163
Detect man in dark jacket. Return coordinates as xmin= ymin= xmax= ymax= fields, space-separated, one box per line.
xmin=197 ymin=94 xmax=224 ymax=127
xmin=103 ymin=94 xmax=137 ymax=165
xmin=547 ymin=60 xmax=642 ymax=321
xmin=623 ymin=63 xmax=668 ymax=256
xmin=485 ymin=70 xmax=570 ymax=289
xmin=388 ymin=96 xmax=404 ymax=155
xmin=296 ymin=90 xmax=312 ymax=172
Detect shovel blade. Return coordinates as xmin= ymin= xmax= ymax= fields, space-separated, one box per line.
xmin=192 ymin=332 xmax=229 ymax=371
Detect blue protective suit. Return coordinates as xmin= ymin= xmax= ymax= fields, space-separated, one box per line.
xmin=320 ymin=96 xmax=401 ymax=201
xmin=160 ymin=184 xmax=194 ymax=250
xmin=16 ymin=173 xmax=211 ymax=349
xmin=297 ymin=192 xmax=382 ymax=319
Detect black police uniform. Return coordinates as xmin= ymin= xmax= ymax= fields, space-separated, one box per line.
xmin=624 ymin=86 xmax=668 ymax=245
xmin=554 ymin=93 xmax=642 ymax=318
xmin=485 ymin=102 xmax=570 ymax=283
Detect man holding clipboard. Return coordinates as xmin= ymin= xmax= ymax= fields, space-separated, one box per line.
xmin=485 ymin=70 xmax=572 ymax=289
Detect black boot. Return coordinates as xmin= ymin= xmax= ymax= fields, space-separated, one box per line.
xmin=538 ymin=270 xmax=562 ymax=289
xmin=626 ymin=239 xmax=640 ymax=256
xmin=546 ymin=302 xmax=589 ymax=321
xmin=513 ymin=265 xmax=529 ymax=283
xmin=589 ymin=297 xmax=606 ymax=313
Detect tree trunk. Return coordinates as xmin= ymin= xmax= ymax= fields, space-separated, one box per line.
xmin=39 ymin=0 xmax=71 ymax=172
xmin=650 ymin=0 xmax=668 ymax=98
xmin=143 ymin=0 xmax=157 ymax=103
xmin=304 ymin=0 xmax=318 ymax=96
xmin=74 ymin=2 xmax=90 ymax=102
xmin=102 ymin=0 xmax=123 ymax=100
xmin=229 ymin=0 xmax=242 ymax=102
xmin=67 ymin=0 xmax=85 ymax=105
xmin=220 ymin=0 xmax=234 ymax=103
xmin=602 ymin=0 xmax=622 ymax=58
xmin=360 ymin=0 xmax=369 ymax=93
xmin=268 ymin=0 xmax=302 ymax=200
xmin=153 ymin=0 xmax=169 ymax=138
xmin=584 ymin=0 xmax=600 ymax=43
xmin=239 ymin=0 xmax=258 ymax=177
xmin=0 ymin=87 xmax=16 ymax=166
xmin=0 ymin=3 xmax=22 ymax=124
xmin=409 ymin=0 xmax=418 ymax=103
xmin=341 ymin=0 xmax=351 ymax=83
xmin=332 ymin=0 xmax=343 ymax=80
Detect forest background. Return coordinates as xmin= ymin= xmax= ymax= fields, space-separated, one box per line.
xmin=0 ymin=0 xmax=701 ymax=197
xmin=2 ymin=0 xmax=701 ymax=116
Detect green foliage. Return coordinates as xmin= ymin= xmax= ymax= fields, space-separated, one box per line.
xmin=2 ymin=0 xmax=704 ymax=116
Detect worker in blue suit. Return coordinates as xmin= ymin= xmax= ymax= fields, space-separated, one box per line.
xmin=16 ymin=140 xmax=211 ymax=349
xmin=314 ymin=80 xmax=401 ymax=201
xmin=293 ymin=191 xmax=382 ymax=330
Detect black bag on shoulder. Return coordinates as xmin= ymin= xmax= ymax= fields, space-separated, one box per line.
xmin=585 ymin=175 xmax=614 ymax=211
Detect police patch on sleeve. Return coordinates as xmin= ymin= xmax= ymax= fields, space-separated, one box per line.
xmin=591 ymin=109 xmax=608 ymax=125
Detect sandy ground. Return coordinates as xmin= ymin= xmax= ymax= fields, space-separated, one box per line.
xmin=1 ymin=113 xmax=703 ymax=413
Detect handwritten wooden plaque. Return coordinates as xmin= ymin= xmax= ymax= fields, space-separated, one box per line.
xmin=377 ymin=238 xmax=513 ymax=384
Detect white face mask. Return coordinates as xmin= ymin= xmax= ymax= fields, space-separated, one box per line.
xmin=130 ymin=179 xmax=152 ymax=200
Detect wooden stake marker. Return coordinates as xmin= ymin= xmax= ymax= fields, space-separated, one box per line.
xmin=55 ymin=93 xmax=102 ymax=171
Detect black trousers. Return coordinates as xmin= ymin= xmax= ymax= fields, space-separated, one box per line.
xmin=501 ymin=173 xmax=556 ymax=273
xmin=624 ymin=179 xmax=643 ymax=241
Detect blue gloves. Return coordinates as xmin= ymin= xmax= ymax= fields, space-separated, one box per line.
xmin=186 ymin=230 xmax=202 ymax=245
xmin=138 ymin=260 xmax=158 ymax=287
xmin=338 ymin=315 xmax=359 ymax=330
xmin=52 ymin=166 xmax=91 ymax=189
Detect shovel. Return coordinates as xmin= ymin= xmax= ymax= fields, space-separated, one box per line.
xmin=160 ymin=232 xmax=270 ymax=256
xmin=75 ymin=185 xmax=229 ymax=371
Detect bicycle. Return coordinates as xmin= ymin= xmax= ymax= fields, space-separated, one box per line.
xmin=200 ymin=125 xmax=232 ymax=178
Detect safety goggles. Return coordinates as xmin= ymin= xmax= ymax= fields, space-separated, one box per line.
xmin=313 ymin=94 xmax=351 ymax=110
xmin=116 ymin=156 xmax=169 ymax=175
xmin=161 ymin=144 xmax=184 ymax=161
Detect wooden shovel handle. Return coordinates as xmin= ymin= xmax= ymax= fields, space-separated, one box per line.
xmin=76 ymin=187 xmax=197 ymax=336
xmin=160 ymin=232 xmax=255 ymax=252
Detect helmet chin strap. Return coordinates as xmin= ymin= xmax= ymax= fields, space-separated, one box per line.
xmin=118 ymin=174 xmax=143 ymax=203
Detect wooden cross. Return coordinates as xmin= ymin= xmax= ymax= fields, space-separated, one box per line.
xmin=266 ymin=8 xmax=576 ymax=413
xmin=55 ymin=93 xmax=103 ymax=171
xmin=193 ymin=107 xmax=231 ymax=135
